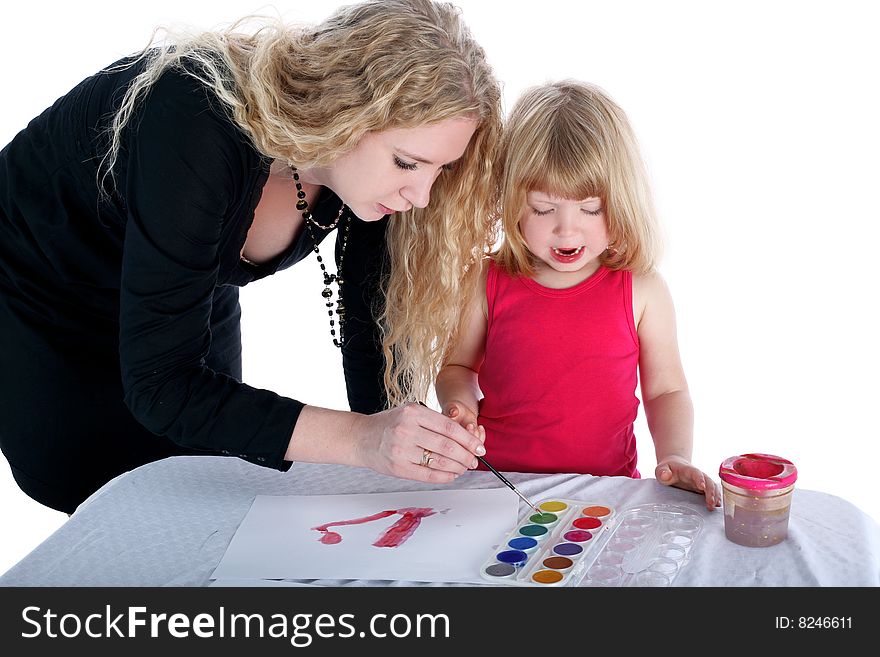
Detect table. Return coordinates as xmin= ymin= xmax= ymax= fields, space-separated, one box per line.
xmin=2 ymin=456 xmax=878 ymax=586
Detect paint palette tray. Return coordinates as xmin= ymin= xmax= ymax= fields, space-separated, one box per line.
xmin=579 ymin=503 xmax=703 ymax=587
xmin=480 ymin=499 xmax=615 ymax=587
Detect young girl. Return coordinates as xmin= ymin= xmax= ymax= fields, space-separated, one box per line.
xmin=435 ymin=80 xmax=720 ymax=510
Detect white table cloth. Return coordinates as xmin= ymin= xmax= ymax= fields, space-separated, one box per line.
xmin=2 ymin=456 xmax=878 ymax=586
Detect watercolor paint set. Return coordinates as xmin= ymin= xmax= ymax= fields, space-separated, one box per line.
xmin=580 ymin=503 xmax=703 ymax=586
xmin=480 ymin=498 xmax=615 ymax=586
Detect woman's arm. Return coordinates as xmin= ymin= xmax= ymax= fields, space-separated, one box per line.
xmin=287 ymin=402 xmax=485 ymax=483
xmin=119 ymin=69 xmax=303 ymax=471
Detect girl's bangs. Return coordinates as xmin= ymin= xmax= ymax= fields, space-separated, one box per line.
xmin=522 ymin=150 xmax=604 ymax=201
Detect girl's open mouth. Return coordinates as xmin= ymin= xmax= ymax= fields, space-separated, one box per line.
xmin=551 ymin=246 xmax=585 ymax=263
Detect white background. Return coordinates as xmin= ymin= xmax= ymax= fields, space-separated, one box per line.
xmin=1 ymin=0 xmax=878 ymax=577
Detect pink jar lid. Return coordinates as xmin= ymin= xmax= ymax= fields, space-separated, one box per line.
xmin=719 ymin=453 xmax=797 ymax=490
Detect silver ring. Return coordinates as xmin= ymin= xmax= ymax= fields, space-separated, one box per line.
xmin=420 ymin=449 xmax=434 ymax=467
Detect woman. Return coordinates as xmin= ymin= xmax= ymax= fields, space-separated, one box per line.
xmin=0 ymin=0 xmax=499 ymax=513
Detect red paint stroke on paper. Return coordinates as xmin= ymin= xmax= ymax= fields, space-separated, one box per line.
xmin=373 ymin=507 xmax=438 ymax=547
xmin=312 ymin=507 xmax=443 ymax=548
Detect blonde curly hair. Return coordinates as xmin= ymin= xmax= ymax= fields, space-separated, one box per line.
xmin=104 ymin=0 xmax=502 ymax=408
xmin=494 ymin=80 xmax=659 ymax=276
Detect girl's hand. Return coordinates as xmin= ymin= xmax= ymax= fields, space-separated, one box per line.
xmin=655 ymin=456 xmax=721 ymax=511
xmin=442 ymin=401 xmax=482 ymax=437
xmin=352 ymin=403 xmax=485 ymax=484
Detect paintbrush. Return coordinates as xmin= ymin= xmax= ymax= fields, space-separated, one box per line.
xmin=475 ymin=454 xmax=545 ymax=519
xmin=418 ymin=401 xmax=545 ymax=518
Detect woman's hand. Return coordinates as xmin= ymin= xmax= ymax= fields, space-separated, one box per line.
xmin=352 ymin=403 xmax=486 ymax=484
xmin=655 ymin=456 xmax=721 ymax=511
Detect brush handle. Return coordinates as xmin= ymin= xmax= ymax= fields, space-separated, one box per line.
xmin=417 ymin=402 xmax=542 ymax=515
xmin=477 ymin=456 xmax=543 ymax=516
xmin=476 ymin=455 xmax=512 ymax=488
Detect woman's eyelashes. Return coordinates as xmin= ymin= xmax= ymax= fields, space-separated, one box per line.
xmin=393 ymin=155 xmax=418 ymax=171
xmin=393 ymin=155 xmax=456 ymax=172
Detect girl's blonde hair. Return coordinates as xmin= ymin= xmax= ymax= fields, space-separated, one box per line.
xmin=103 ymin=0 xmax=502 ymax=408
xmin=494 ymin=80 xmax=659 ymax=276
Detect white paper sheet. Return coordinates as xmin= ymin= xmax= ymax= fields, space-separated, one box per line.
xmin=211 ymin=487 xmax=517 ymax=583
xmin=209 ymin=579 xmax=319 ymax=587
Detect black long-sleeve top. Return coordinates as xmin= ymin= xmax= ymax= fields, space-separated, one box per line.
xmin=0 ymin=58 xmax=388 ymax=471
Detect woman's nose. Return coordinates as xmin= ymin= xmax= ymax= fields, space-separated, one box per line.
xmin=401 ymin=172 xmax=436 ymax=209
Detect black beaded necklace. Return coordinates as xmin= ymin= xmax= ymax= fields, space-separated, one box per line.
xmin=292 ymin=167 xmax=349 ymax=348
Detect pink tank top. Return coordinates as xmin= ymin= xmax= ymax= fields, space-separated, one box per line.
xmin=478 ymin=260 xmax=641 ymax=476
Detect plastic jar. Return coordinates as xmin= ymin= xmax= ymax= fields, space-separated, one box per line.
xmin=718 ymin=453 xmax=797 ymax=547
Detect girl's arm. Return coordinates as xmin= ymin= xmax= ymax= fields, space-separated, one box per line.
xmin=435 ymin=260 xmax=490 ymax=431
xmin=634 ymin=271 xmax=720 ymax=510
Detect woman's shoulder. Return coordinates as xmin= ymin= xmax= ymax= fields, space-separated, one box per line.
xmin=144 ymin=64 xmax=236 ymax=131
xmin=129 ymin=62 xmax=261 ymax=176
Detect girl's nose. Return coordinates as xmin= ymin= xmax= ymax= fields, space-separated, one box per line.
xmin=553 ymin=209 xmax=580 ymax=235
